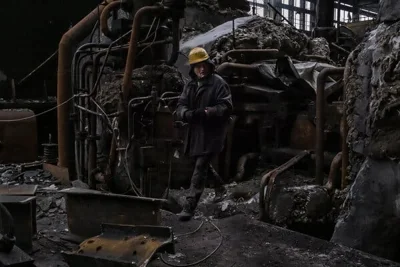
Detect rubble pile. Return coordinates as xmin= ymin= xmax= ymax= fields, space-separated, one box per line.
xmin=331 ymin=0 xmax=400 ymax=261
xmin=169 ymin=168 xmax=346 ymax=240
xmin=0 ymin=165 xmax=57 ymax=187
xmin=182 ymin=22 xmax=214 ymax=42
xmin=37 ymin=192 xmax=66 ymax=220
xmin=97 ymin=64 xmax=184 ymax=114
xmin=209 ymin=16 xmax=312 ymax=62
xmin=182 ymin=0 xmax=249 ymax=42
xmin=186 ymin=0 xmax=249 ymax=16
xmin=309 ymin=37 xmax=331 ymax=58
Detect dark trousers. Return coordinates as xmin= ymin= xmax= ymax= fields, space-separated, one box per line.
xmin=185 ymin=154 xmax=224 ymax=211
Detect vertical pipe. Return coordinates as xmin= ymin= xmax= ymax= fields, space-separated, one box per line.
xmin=121 ymin=6 xmax=164 ymax=101
xmin=315 ymin=67 xmax=345 ymax=185
xmin=57 ymin=0 xmax=116 ymax=168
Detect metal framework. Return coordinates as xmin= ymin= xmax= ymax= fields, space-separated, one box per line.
xmin=247 ymin=0 xmax=377 ymax=32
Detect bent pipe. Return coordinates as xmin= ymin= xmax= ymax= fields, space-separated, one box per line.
xmin=315 ymin=67 xmax=344 ymax=185
xmin=100 ymin=1 xmax=121 ymax=39
xmin=73 ymin=43 xmax=110 ymax=94
xmin=122 ymin=5 xmax=165 ymax=101
xmin=58 ymin=0 xmax=117 ymax=168
xmin=259 ymin=150 xmax=311 ymax=221
xmin=234 ymin=153 xmax=259 ymax=182
xmin=167 ymin=18 xmax=180 ymax=66
xmin=88 ymin=48 xmax=127 ymax=188
xmin=325 ymin=152 xmax=342 ymax=192
xmin=221 ymin=49 xmax=279 ymax=64
xmin=106 ymin=5 xmax=166 ymax=182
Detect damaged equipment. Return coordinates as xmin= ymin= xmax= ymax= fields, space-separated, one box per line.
xmin=63 ymin=224 xmax=174 ymax=267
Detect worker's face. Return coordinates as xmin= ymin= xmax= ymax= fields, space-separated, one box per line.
xmin=193 ymin=62 xmax=210 ymax=79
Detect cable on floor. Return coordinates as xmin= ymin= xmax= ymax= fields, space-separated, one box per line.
xmin=160 ymin=218 xmax=223 ymax=267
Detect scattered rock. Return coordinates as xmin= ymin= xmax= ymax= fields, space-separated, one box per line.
xmin=39 ymin=197 xmax=54 ymax=212
xmin=71 ymin=180 xmax=89 ymax=189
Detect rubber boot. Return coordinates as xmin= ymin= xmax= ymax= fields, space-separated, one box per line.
xmin=177 ymin=200 xmax=195 ymax=221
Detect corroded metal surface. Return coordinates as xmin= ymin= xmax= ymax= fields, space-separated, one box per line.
xmin=0 ymin=109 xmax=37 ymax=163
xmin=62 ymin=188 xmax=166 ymax=238
xmin=259 ymin=151 xmax=311 ymax=221
xmin=63 ymin=224 xmax=174 ymax=267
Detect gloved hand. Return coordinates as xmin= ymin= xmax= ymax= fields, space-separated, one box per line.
xmin=184 ymin=110 xmax=194 ymax=123
xmin=192 ymin=109 xmax=206 ymax=122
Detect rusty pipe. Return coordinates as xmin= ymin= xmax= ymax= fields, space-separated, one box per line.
xmin=315 ymin=67 xmax=344 ymax=185
xmin=100 ymin=1 xmax=121 ymax=39
xmin=259 ymin=151 xmax=310 ymax=221
xmin=88 ymin=47 xmax=127 ymax=188
xmin=216 ymin=62 xmax=259 ymax=76
xmin=57 ymin=0 xmax=117 ymax=168
xmin=221 ymin=49 xmax=279 ymax=63
xmin=234 ymin=153 xmax=259 ymax=182
xmin=325 ymin=152 xmax=342 ymax=192
xmin=122 ymin=5 xmax=165 ymax=101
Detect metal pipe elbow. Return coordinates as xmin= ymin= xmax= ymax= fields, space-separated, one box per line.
xmin=100 ymin=1 xmax=121 ymax=39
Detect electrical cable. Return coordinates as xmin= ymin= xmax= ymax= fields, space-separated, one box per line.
xmin=136 ymin=18 xmax=161 ymax=59
xmin=160 ymin=219 xmax=223 ymax=267
xmin=175 ymin=221 xmax=204 ymax=238
xmin=0 ymin=96 xmax=75 ymax=122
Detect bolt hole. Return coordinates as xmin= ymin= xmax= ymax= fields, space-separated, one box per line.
xmin=141 ymin=241 xmax=146 ymax=245
xmin=87 ymin=240 xmax=94 ymax=244
xmin=133 ymin=250 xmax=137 ymax=255
xmin=96 ymin=246 xmax=102 ymax=252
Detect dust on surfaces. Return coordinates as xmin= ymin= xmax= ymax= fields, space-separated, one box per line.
xmin=209 ymin=16 xmax=325 ymax=63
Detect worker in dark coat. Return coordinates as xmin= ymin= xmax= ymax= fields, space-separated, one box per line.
xmin=176 ymin=47 xmax=233 ymax=221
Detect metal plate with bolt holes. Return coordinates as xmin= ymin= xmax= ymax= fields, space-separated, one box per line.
xmin=62 ymin=224 xmax=174 ymax=267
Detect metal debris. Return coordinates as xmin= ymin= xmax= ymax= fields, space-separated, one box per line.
xmin=62 ymin=224 xmax=174 ymax=267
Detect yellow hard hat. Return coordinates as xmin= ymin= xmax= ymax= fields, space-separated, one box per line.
xmin=188 ymin=47 xmax=210 ymax=65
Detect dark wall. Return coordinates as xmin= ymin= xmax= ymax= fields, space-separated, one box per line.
xmin=0 ymin=0 xmax=100 ymax=95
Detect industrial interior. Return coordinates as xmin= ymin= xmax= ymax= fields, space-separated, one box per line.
xmin=0 ymin=0 xmax=399 ymax=266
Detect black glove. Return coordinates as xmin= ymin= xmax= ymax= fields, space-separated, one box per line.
xmin=184 ymin=110 xmax=194 ymax=123
xmin=193 ymin=109 xmax=206 ymax=122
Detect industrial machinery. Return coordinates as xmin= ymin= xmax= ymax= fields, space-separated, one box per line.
xmin=57 ymin=0 xmax=347 ymax=205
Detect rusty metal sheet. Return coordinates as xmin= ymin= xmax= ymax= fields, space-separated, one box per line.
xmin=0 ymin=109 xmax=38 ymax=163
xmin=61 ymin=188 xmax=166 ymax=238
xmin=0 ymin=196 xmax=36 ymax=250
xmin=0 ymin=185 xmax=38 ymax=196
xmin=62 ymin=224 xmax=174 ymax=267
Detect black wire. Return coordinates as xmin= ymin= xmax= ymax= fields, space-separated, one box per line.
xmin=160 ymin=219 xmax=223 ymax=267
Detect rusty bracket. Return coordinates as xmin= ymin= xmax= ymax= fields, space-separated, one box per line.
xmin=259 ymin=150 xmax=311 ymax=221
xmin=62 ymin=188 xmax=166 ymax=238
xmin=63 ymin=224 xmax=174 ymax=267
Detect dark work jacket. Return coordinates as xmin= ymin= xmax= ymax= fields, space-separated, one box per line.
xmin=176 ymin=73 xmax=233 ymax=157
